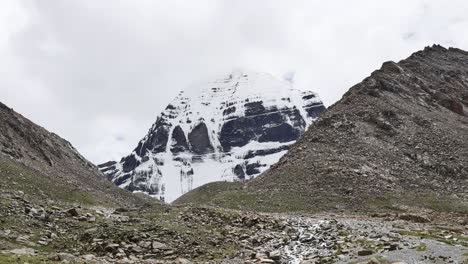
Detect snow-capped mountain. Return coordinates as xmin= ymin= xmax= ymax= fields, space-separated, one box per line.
xmin=99 ymin=70 xmax=326 ymax=202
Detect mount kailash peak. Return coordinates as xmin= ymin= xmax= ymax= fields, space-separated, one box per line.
xmin=99 ymin=70 xmax=326 ymax=202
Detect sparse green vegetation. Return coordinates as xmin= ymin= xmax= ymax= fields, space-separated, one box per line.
xmin=0 ymin=158 xmax=116 ymax=207
xmin=176 ymin=180 xmax=468 ymax=215
xmin=393 ymin=229 xmax=468 ymax=247
xmin=415 ymin=243 xmax=427 ymax=251
xmin=0 ymin=254 xmax=51 ymax=264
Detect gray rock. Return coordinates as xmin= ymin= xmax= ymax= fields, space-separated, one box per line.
xmin=398 ymin=214 xmax=430 ymax=223
xmin=57 ymin=252 xmax=76 ymax=261
xmin=1 ymin=248 xmax=36 ymax=255
xmin=176 ymin=258 xmax=193 ymax=264
xmin=104 ymin=243 xmax=120 ymax=253
xmin=268 ymin=250 xmax=281 ymax=260
xmin=259 ymin=259 xmax=275 ymax=264
xmin=357 ymin=249 xmax=374 ymax=256
xmin=67 ymin=208 xmax=79 ymax=217
xmin=152 ymin=241 xmax=167 ymax=250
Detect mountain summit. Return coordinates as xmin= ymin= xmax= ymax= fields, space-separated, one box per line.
xmin=100 ymin=71 xmax=325 ymax=202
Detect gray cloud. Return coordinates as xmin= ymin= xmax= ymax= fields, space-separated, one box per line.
xmin=1 ymin=0 xmax=467 ymax=163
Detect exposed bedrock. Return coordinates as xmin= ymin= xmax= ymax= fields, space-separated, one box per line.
xmin=188 ymin=122 xmax=214 ymax=155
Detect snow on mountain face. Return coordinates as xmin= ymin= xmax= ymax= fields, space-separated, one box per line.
xmin=99 ymin=71 xmax=326 ymax=202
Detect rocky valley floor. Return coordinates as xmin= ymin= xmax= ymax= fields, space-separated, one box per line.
xmin=1 ymin=189 xmax=467 ymax=264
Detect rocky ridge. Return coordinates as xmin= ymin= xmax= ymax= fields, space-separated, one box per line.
xmin=0 ymin=102 xmax=152 ymax=207
xmin=176 ymin=45 xmax=468 ymax=214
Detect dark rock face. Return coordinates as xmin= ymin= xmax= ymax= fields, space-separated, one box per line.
xmin=171 ymin=126 xmax=189 ymax=153
xmin=219 ymin=118 xmax=256 ymax=150
xmin=244 ymin=101 xmax=266 ymax=116
xmin=98 ymin=161 xmax=116 ymax=168
xmin=114 ymin=173 xmax=132 ymax=186
xmin=243 ymin=145 xmax=290 ymax=159
xmin=305 ymin=104 xmax=327 ymax=119
xmin=223 ymin=106 xmax=236 ymax=116
xmin=188 ymin=122 xmax=214 ymax=155
xmin=116 ymin=117 xmax=172 ymax=175
xmin=121 ymin=154 xmax=140 ymax=173
xmin=258 ymin=123 xmax=299 ymax=143
xmin=246 ymin=162 xmax=266 ymax=176
xmin=127 ymin=170 xmax=160 ymax=195
xmin=136 ymin=118 xmax=170 ymax=156
xmin=233 ymin=164 xmax=245 ymax=180
xmin=219 ymin=106 xmax=306 ymax=152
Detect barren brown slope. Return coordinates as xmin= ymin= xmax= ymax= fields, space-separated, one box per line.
xmin=175 ymin=45 xmax=468 ymax=214
xmin=0 ymin=102 xmax=156 ymax=208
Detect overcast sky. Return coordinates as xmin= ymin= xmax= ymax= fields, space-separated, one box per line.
xmin=1 ymin=0 xmax=467 ymax=164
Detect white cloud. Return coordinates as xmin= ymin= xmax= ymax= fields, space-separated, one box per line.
xmin=0 ymin=0 xmax=467 ymax=163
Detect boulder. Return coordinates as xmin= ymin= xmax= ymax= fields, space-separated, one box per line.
xmin=67 ymin=208 xmax=79 ymax=217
